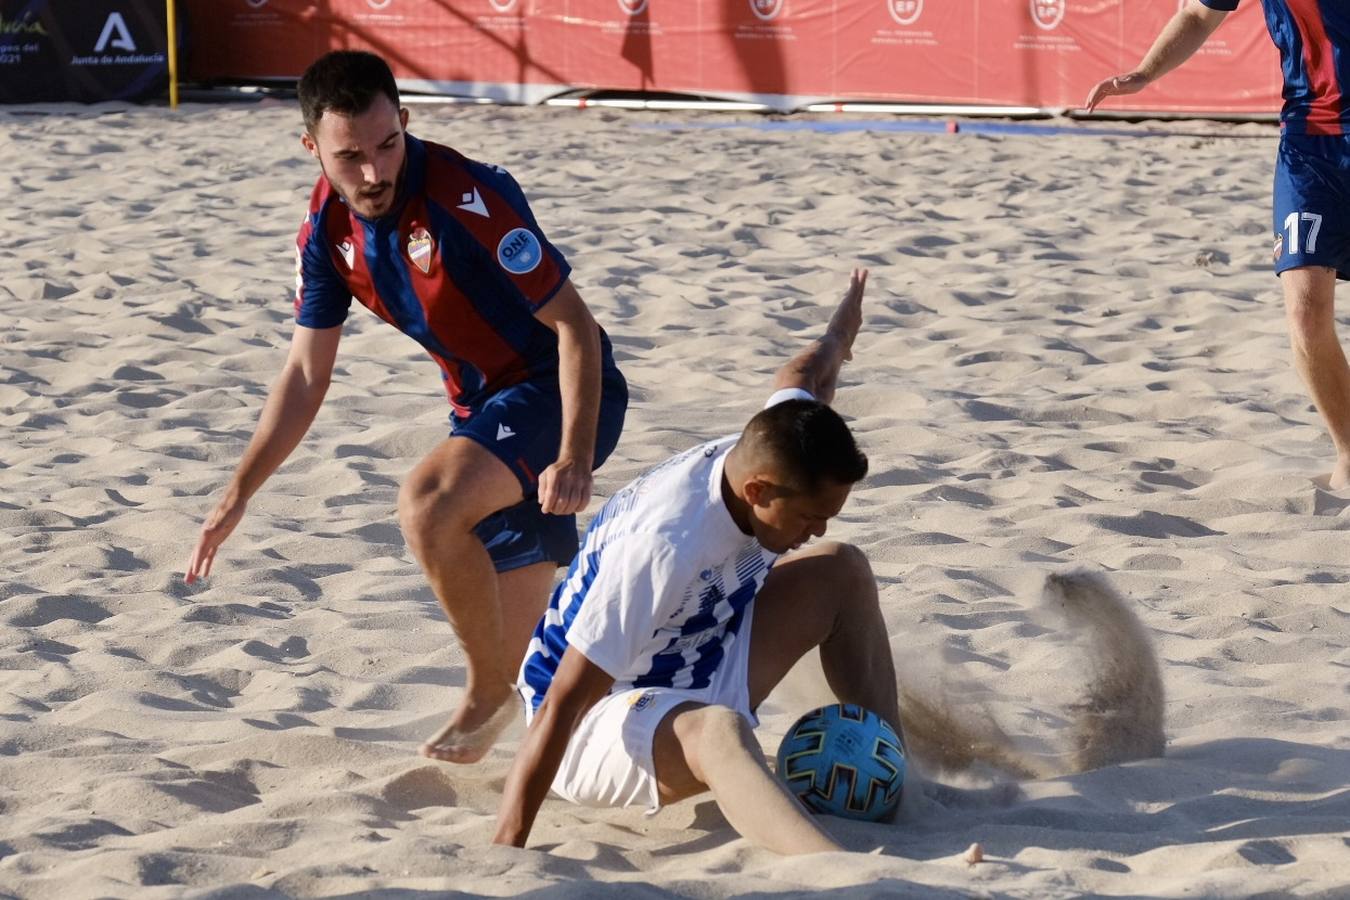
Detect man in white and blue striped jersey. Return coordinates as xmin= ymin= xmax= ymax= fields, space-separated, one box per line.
xmin=493 ymin=269 xmax=901 ymax=855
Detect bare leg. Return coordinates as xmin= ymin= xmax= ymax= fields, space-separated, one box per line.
xmin=653 ymin=703 xmax=841 ymax=855
xmin=399 ymin=436 xmax=548 ymax=762
xmin=1283 ymin=266 xmax=1350 ymax=489
xmin=647 ymin=542 xmax=897 ymax=853
xmin=748 ymin=541 xmax=900 ymax=735
xmin=419 ymin=559 xmax=556 ymax=762
xmin=499 ymin=561 xmax=558 ymax=670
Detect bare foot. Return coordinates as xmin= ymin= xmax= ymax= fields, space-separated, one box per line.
xmin=1331 ymin=458 xmax=1350 ymax=491
xmin=420 ymin=687 xmax=520 ymax=764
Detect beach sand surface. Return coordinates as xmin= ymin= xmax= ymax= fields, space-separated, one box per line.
xmin=1 ymin=102 xmax=1347 ymax=898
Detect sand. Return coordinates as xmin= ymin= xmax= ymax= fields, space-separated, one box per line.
xmin=1 ymin=100 xmax=1347 ymax=899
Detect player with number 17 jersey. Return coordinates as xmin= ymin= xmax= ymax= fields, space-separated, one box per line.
xmin=1199 ymin=0 xmax=1350 ymax=276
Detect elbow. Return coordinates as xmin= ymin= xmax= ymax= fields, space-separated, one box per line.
xmin=534 ymin=676 xmax=610 ymax=736
xmin=549 ymin=297 xmax=600 ymax=343
xmin=561 ymin=316 xmax=602 ymax=355
xmin=308 ymin=371 xmax=332 ymax=398
xmin=1182 ymin=3 xmax=1225 ymax=31
xmin=300 ymin=373 xmax=331 ymax=408
xmin=283 ymin=363 xmax=330 ymax=408
xmin=534 ymin=691 xmax=591 ymax=733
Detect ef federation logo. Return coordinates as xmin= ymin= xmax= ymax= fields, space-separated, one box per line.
xmin=497 ymin=227 xmax=542 ymax=275
xmin=1031 ymin=0 xmax=1065 ymax=30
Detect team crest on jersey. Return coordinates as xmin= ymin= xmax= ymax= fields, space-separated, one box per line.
xmin=629 ymin=691 xmax=655 ymax=712
xmin=407 ymin=226 xmax=433 ymax=273
xmin=497 ymin=227 xmax=543 ymax=275
xmin=1273 ymin=233 xmax=1284 ymax=261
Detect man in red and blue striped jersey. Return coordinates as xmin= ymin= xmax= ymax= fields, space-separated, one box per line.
xmin=185 ymin=51 xmax=628 ymax=762
xmin=1087 ymin=0 xmax=1350 ymax=489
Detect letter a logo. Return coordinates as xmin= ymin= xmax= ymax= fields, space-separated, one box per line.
xmin=95 ymin=12 xmax=136 ymax=52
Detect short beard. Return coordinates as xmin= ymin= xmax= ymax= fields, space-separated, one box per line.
xmin=318 ymin=154 xmax=405 ymax=218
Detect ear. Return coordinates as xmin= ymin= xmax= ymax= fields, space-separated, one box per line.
xmin=399 ymin=107 xmax=409 ymax=130
xmin=742 ymin=476 xmax=777 ymax=508
xmin=300 ymin=131 xmax=319 ymax=159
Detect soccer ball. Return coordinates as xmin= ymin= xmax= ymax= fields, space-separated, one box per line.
xmin=775 ymin=703 xmax=905 ymax=822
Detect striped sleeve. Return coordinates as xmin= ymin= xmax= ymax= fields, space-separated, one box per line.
xmin=293 ymin=211 xmax=351 ymax=329
xmin=566 ymin=535 xmax=686 ymax=680
xmin=472 ymin=163 xmax=572 ymax=312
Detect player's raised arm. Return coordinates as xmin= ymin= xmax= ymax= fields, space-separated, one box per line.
xmin=184 ymin=323 xmax=340 ymax=583
xmin=771 ymin=267 xmax=867 ymax=406
xmin=1084 ymin=0 xmax=1230 ymax=112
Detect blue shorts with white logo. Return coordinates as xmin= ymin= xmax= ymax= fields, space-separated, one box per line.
xmin=1272 ymin=134 xmax=1350 ymax=280
xmin=452 ymin=366 xmax=628 ymax=572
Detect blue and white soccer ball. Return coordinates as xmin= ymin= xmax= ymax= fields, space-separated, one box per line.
xmin=775 ymin=703 xmax=905 ymax=822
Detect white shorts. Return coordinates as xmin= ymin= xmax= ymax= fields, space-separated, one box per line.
xmin=530 ymin=604 xmax=759 ymax=813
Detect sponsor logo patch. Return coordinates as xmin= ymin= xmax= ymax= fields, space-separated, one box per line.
xmin=629 ymin=691 xmax=654 ymax=712
xmin=672 ymin=633 xmax=706 ymax=652
xmin=497 ymin=227 xmax=543 ymax=275
xmin=336 ymin=239 xmax=354 ymax=269
xmin=458 ymin=187 xmax=489 ymax=218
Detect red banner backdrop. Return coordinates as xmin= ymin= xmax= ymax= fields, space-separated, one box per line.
xmin=183 ymin=1 xmax=1281 ymax=114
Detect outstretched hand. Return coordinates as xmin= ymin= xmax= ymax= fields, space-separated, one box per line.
xmin=185 ymin=495 xmax=246 ymax=584
xmin=772 ymin=267 xmax=869 ymax=406
xmin=1083 ymin=72 xmax=1149 ymax=113
xmin=823 ymin=268 xmax=867 ymax=363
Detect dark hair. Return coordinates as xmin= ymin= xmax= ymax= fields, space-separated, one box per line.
xmin=739 ymin=399 xmax=868 ymax=492
xmin=298 ymin=50 xmax=400 ymax=134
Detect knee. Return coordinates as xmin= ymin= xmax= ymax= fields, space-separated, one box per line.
xmin=397 ymin=469 xmax=464 ymax=544
xmin=691 ymin=705 xmax=754 ymax=761
xmin=814 ymin=541 xmax=875 ymax=596
xmin=1284 ymin=286 xmax=1335 ymax=343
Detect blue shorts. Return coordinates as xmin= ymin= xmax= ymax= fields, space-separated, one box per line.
xmin=1272 ymin=134 xmax=1350 ymax=280
xmin=452 ymin=367 xmax=628 ymax=572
